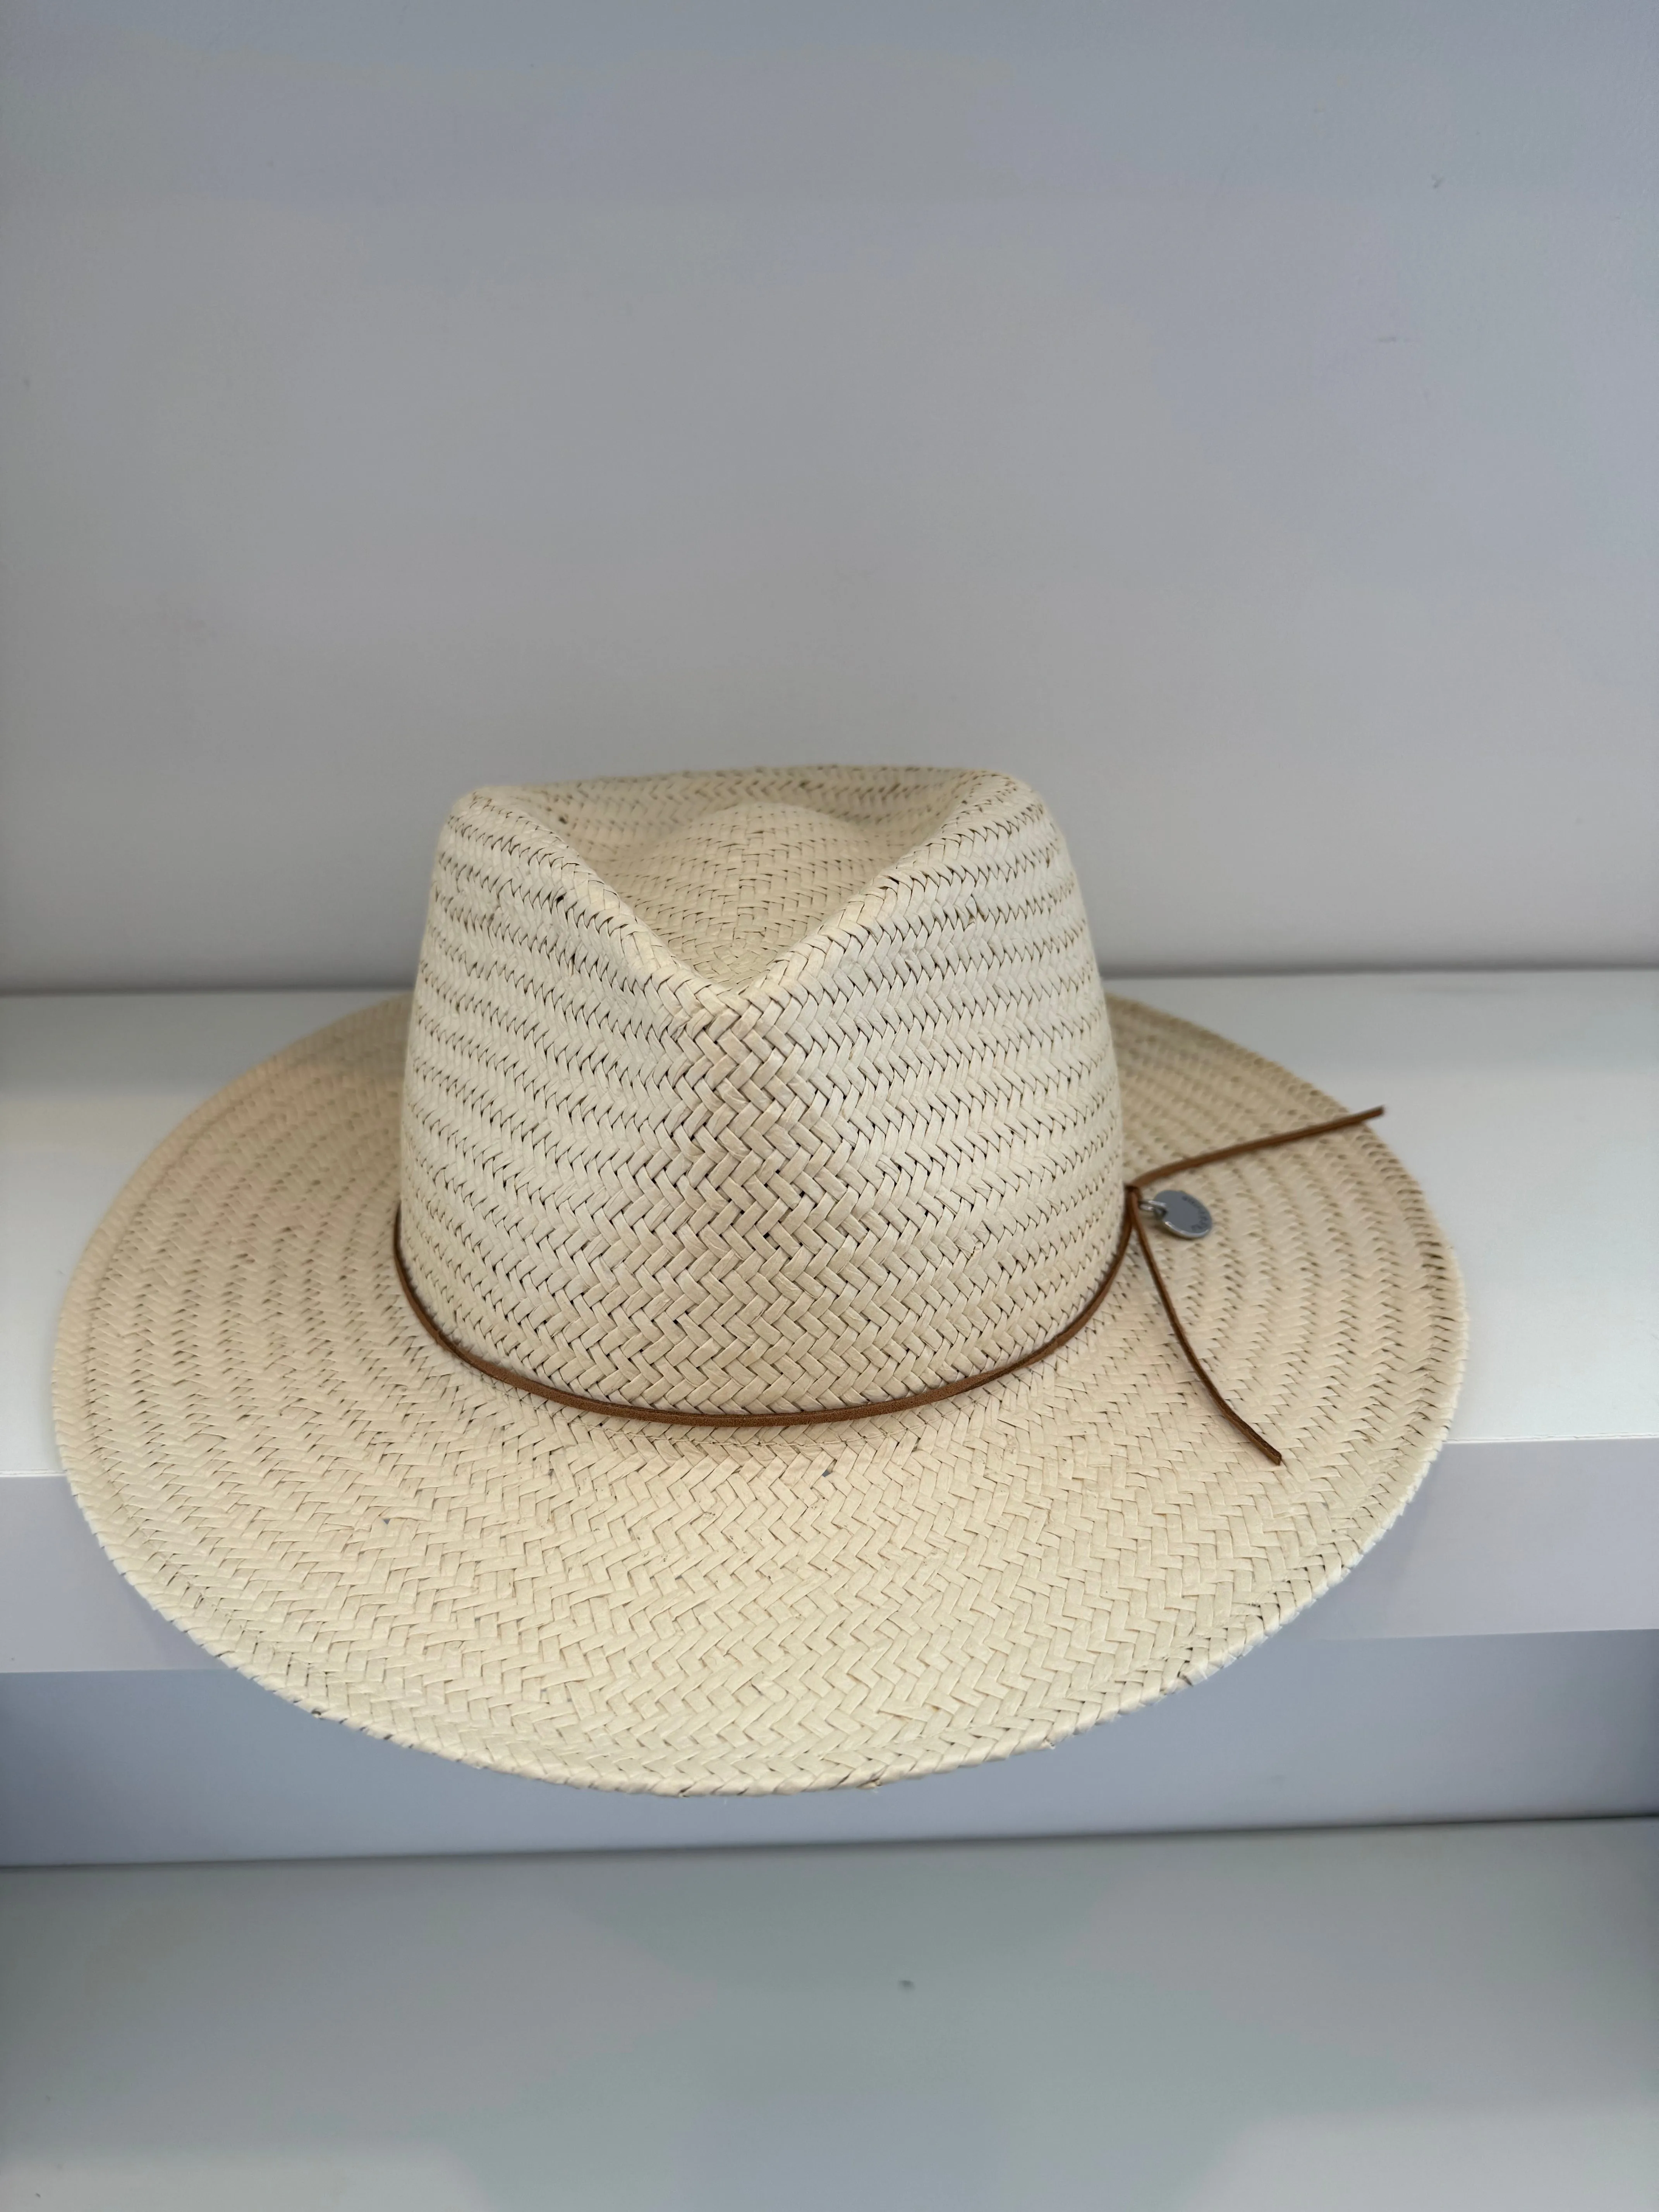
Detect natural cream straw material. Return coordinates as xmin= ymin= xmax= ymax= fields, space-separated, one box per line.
xmin=54 ymin=767 xmax=1465 ymax=1794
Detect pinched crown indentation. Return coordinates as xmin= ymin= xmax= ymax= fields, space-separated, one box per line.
xmin=397 ymin=766 xmax=1121 ymax=1415
xmin=601 ymin=802 xmax=895 ymax=991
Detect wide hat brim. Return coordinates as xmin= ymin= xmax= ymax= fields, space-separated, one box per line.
xmin=54 ymin=994 xmax=1464 ymax=1795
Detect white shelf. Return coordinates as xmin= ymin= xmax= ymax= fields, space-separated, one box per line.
xmin=2 ymin=975 xmax=1655 ymax=1862
xmin=1104 ymin=971 xmax=1659 ymax=1448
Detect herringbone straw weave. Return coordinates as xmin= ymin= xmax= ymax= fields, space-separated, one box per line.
xmin=54 ymin=766 xmax=1465 ymax=1793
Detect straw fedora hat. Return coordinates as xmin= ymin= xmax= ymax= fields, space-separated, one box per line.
xmin=55 ymin=766 xmax=1464 ymax=1794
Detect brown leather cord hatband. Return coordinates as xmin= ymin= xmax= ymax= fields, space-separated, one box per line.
xmin=393 ymin=1106 xmax=1386 ymax=1461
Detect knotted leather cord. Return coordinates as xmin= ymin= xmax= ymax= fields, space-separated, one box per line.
xmin=393 ymin=1105 xmax=1386 ymax=1453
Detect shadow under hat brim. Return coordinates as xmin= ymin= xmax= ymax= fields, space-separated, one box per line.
xmin=53 ymin=995 xmax=1465 ymax=1795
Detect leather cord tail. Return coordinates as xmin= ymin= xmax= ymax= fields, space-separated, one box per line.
xmin=393 ymin=1104 xmax=1386 ymax=1452
xmin=1127 ymin=1198 xmax=1283 ymax=1465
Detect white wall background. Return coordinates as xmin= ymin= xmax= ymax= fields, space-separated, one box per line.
xmin=0 ymin=0 xmax=1654 ymax=990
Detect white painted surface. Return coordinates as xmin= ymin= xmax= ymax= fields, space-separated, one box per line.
xmin=2 ymin=1820 xmax=1655 ymax=2209
xmin=6 ymin=1632 xmax=1656 ymax=1866
xmin=1 ymin=3 xmax=1654 ymax=989
xmin=10 ymin=1443 xmax=1657 ymax=1682
xmin=3 ymin=977 xmax=1654 ymax=1862
xmin=1109 ymin=971 xmax=1659 ymax=1447
xmin=7 ymin=973 xmax=1653 ymax=1471
xmin=0 ymin=988 xmax=389 ymax=1475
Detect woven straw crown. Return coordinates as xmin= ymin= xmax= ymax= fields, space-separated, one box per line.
xmin=398 ymin=767 xmax=1122 ymax=1417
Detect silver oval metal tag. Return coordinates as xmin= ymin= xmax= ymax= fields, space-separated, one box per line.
xmin=1147 ymin=1188 xmax=1212 ymax=1240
